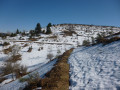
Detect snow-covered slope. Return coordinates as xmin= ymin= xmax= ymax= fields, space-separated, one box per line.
xmin=69 ymin=40 xmax=120 ymax=90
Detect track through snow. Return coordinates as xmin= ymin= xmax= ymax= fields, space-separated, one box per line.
xmin=69 ymin=41 xmax=120 ymax=90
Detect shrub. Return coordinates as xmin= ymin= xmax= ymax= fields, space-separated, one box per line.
xmin=29 ymin=38 xmax=37 ymax=41
xmin=0 ymin=77 xmax=6 ymax=83
xmin=2 ymin=62 xmax=14 ymax=78
xmin=2 ymin=62 xmax=27 ymax=79
xmin=57 ymin=49 xmax=61 ymax=55
xmin=27 ymin=46 xmax=32 ymax=52
xmin=7 ymin=54 xmax=21 ymax=62
xmin=3 ymin=42 xmax=10 ymax=46
xmin=10 ymin=45 xmax=21 ymax=56
xmin=23 ymin=44 xmax=28 ymax=47
xmin=47 ymin=53 xmax=54 ymax=61
xmin=14 ymin=64 xmax=27 ymax=78
xmin=102 ymin=37 xmax=120 ymax=45
xmin=82 ymin=40 xmax=90 ymax=46
xmin=95 ymin=33 xmax=105 ymax=44
xmin=20 ymin=72 xmax=41 ymax=90
xmin=3 ymin=46 xmax=12 ymax=54
xmin=63 ymin=31 xmax=76 ymax=36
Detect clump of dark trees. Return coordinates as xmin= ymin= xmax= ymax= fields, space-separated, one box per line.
xmin=29 ymin=23 xmax=52 ymax=38
xmin=0 ymin=23 xmax=52 ymax=39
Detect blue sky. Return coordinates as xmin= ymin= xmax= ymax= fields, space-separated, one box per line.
xmin=0 ymin=0 xmax=120 ymax=32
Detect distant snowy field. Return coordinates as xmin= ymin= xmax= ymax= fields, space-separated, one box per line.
xmin=69 ymin=41 xmax=120 ymax=90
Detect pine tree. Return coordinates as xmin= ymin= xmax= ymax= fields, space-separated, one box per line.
xmin=35 ymin=23 xmax=41 ymax=35
xmin=46 ymin=23 xmax=52 ymax=34
xmin=16 ymin=29 xmax=19 ymax=34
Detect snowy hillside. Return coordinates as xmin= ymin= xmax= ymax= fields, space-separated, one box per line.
xmin=0 ymin=24 xmax=120 ymax=89
xmin=69 ymin=40 xmax=120 ymax=90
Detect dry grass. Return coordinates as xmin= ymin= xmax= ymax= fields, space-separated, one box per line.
xmin=29 ymin=38 xmax=38 ymax=41
xmin=3 ymin=46 xmax=12 ymax=54
xmin=63 ymin=31 xmax=76 ymax=36
xmin=41 ymin=48 xmax=74 ymax=90
xmin=7 ymin=54 xmax=21 ymax=62
xmin=48 ymin=35 xmax=57 ymax=38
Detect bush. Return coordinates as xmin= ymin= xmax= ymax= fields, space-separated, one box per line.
xmin=3 ymin=46 xmax=12 ymax=54
xmin=0 ymin=77 xmax=6 ymax=83
xmin=63 ymin=31 xmax=76 ymax=36
xmin=82 ymin=40 xmax=90 ymax=46
xmin=95 ymin=33 xmax=105 ymax=44
xmin=29 ymin=38 xmax=37 ymax=41
xmin=102 ymin=37 xmax=120 ymax=45
xmin=2 ymin=62 xmax=27 ymax=79
xmin=20 ymin=72 xmax=41 ymax=90
xmin=47 ymin=53 xmax=54 ymax=61
xmin=27 ymin=46 xmax=32 ymax=52
xmin=14 ymin=64 xmax=28 ymax=78
xmin=7 ymin=54 xmax=21 ymax=62
xmin=3 ymin=42 xmax=10 ymax=46
xmin=23 ymin=44 xmax=28 ymax=47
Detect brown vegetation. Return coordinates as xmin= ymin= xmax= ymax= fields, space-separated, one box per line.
xmin=20 ymin=72 xmax=41 ymax=90
xmin=0 ymin=77 xmax=6 ymax=83
xmin=29 ymin=38 xmax=38 ymax=41
xmin=102 ymin=37 xmax=120 ymax=45
xmin=3 ymin=46 xmax=12 ymax=54
xmin=27 ymin=47 xmax=32 ymax=52
xmin=41 ymin=48 xmax=74 ymax=90
xmin=2 ymin=62 xmax=27 ymax=79
xmin=63 ymin=31 xmax=76 ymax=36
xmin=48 ymin=35 xmax=57 ymax=38
xmin=7 ymin=54 xmax=21 ymax=62
xmin=22 ymin=44 xmax=28 ymax=47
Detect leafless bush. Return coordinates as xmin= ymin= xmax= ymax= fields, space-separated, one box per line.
xmin=2 ymin=62 xmax=14 ymax=79
xmin=57 ymin=49 xmax=61 ymax=55
xmin=14 ymin=63 xmax=28 ymax=78
xmin=2 ymin=62 xmax=27 ymax=79
xmin=7 ymin=54 xmax=21 ymax=62
xmin=47 ymin=53 xmax=54 ymax=61
xmin=10 ymin=45 xmax=21 ymax=56
xmin=3 ymin=46 xmax=12 ymax=54
xmin=19 ymin=72 xmax=41 ymax=89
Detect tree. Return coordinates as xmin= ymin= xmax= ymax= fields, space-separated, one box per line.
xmin=46 ymin=23 xmax=52 ymax=34
xmin=29 ymin=30 xmax=35 ymax=38
xmin=16 ymin=29 xmax=19 ymax=34
xmin=35 ymin=23 xmax=41 ymax=35
xmin=10 ymin=33 xmax=16 ymax=37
